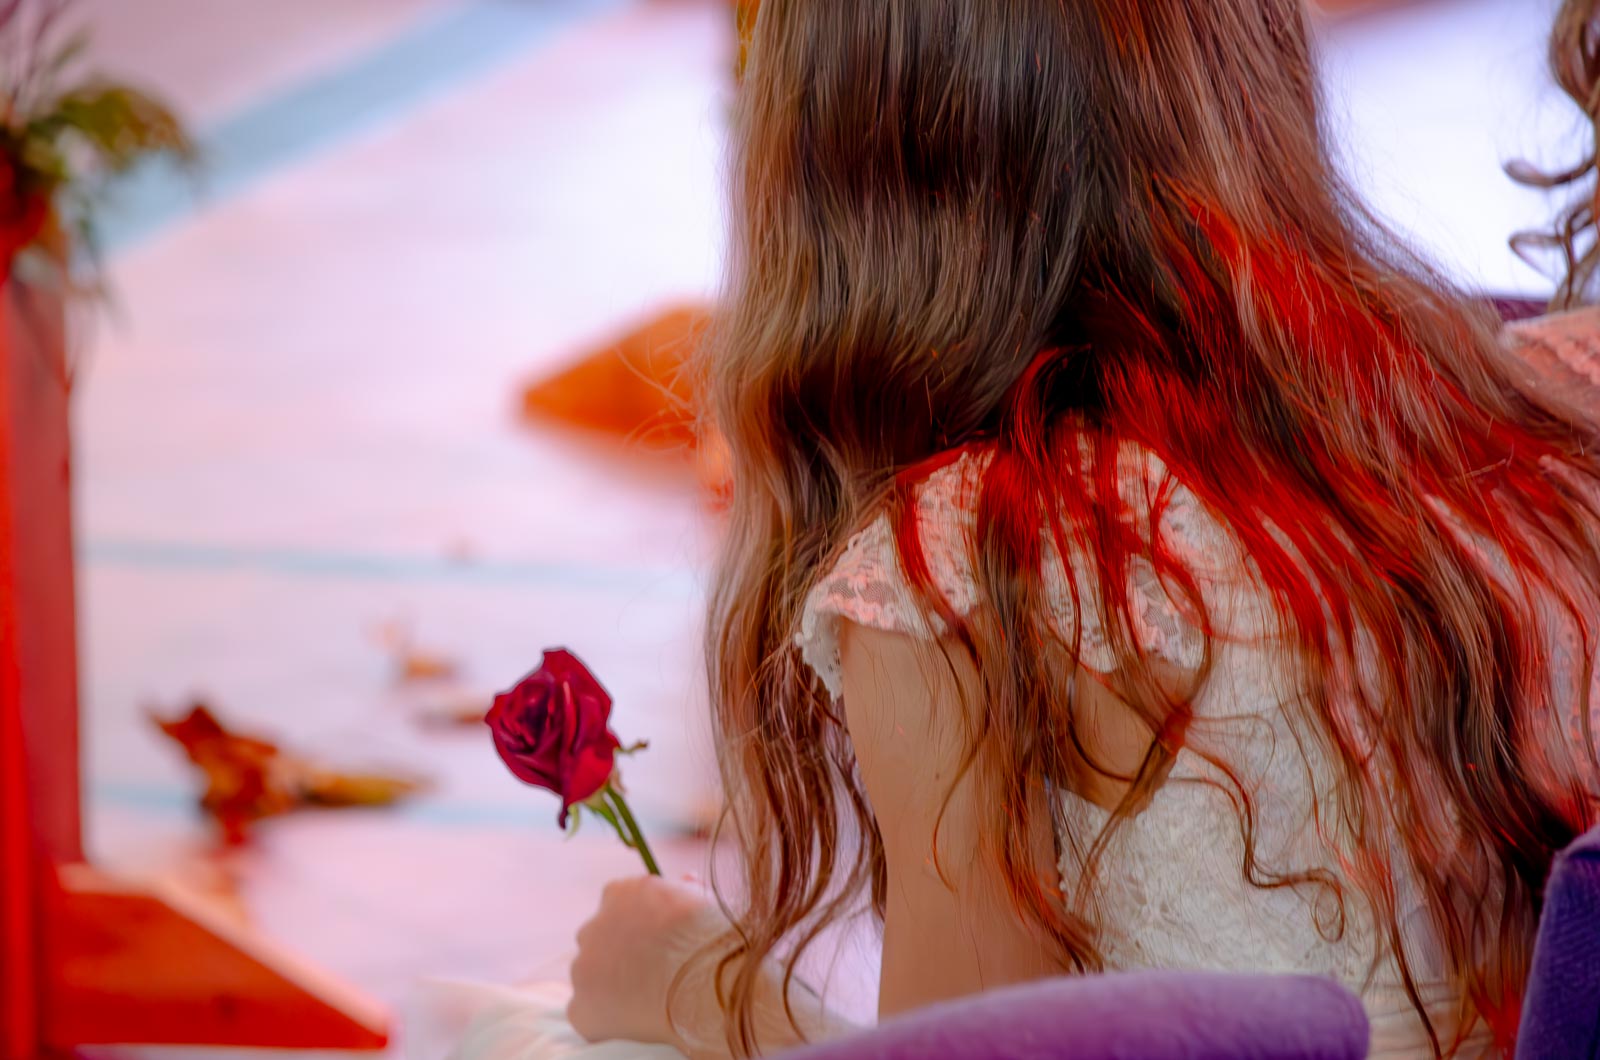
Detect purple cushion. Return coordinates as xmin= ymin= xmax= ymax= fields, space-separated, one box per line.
xmin=1487 ymin=295 xmax=1552 ymax=324
xmin=784 ymin=972 xmax=1368 ymax=1060
xmin=1517 ymin=825 xmax=1600 ymax=1060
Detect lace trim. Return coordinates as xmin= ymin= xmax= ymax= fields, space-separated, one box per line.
xmin=1508 ymin=306 xmax=1600 ymax=390
xmin=796 ymin=446 xmax=1231 ymax=698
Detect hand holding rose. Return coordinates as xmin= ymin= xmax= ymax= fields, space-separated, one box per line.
xmin=567 ymin=876 xmax=731 ymax=1051
xmin=486 ymin=651 xmax=853 ymax=1055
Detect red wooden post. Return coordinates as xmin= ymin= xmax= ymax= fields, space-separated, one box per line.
xmin=0 ymin=273 xmax=47 ymax=1060
xmin=3 ymin=280 xmax=81 ymax=868
xmin=1 ymin=275 xmax=75 ymax=1059
xmin=0 ymin=273 xmax=390 ymax=1053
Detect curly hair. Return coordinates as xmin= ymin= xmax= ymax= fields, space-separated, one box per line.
xmin=1511 ymin=0 xmax=1600 ymax=308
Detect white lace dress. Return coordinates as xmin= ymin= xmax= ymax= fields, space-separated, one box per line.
xmin=797 ymin=443 xmax=1496 ymax=1058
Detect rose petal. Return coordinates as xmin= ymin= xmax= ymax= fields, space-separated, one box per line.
xmin=569 ymin=693 xmax=619 ymax=777
xmin=490 ymin=728 xmax=562 ymax=792
xmin=554 ymin=679 xmax=577 ymax=811
xmin=543 ymin=649 xmax=613 ymax=716
xmin=564 ymin=739 xmax=620 ymax=808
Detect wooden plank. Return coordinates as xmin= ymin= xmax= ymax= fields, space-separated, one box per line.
xmin=42 ymin=865 xmax=390 ymax=1049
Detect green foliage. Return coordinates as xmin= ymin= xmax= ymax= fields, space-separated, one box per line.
xmin=30 ymin=81 xmax=195 ymax=178
xmin=2 ymin=0 xmax=196 ymax=281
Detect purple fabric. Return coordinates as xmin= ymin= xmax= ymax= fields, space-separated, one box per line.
xmin=1516 ymin=825 xmax=1600 ymax=1060
xmin=1487 ymin=295 xmax=1553 ymax=324
xmin=784 ymin=972 xmax=1368 ymax=1060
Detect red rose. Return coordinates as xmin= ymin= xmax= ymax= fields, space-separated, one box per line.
xmin=486 ymin=649 xmax=621 ymax=826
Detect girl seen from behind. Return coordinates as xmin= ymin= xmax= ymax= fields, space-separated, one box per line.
xmin=550 ymin=3 xmax=1600 ymax=1058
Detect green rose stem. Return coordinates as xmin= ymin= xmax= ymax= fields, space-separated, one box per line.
xmin=583 ymin=780 xmax=661 ymax=877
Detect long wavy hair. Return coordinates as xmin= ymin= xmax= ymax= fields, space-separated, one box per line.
xmin=701 ymin=2 xmax=1600 ymax=1056
xmin=1513 ymin=0 xmax=1600 ymax=307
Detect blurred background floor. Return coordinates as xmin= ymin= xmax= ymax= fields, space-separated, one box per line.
xmin=68 ymin=0 xmax=1565 ymax=1056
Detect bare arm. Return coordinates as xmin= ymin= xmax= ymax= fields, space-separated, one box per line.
xmin=838 ymin=622 xmax=1064 ymax=1018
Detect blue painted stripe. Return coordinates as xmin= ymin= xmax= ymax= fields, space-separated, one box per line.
xmin=95 ymin=780 xmax=565 ymax=831
xmin=99 ymin=0 xmax=628 ymax=253
xmin=81 ymin=537 xmax=700 ymax=596
xmin=95 ymin=781 xmax=193 ymax=815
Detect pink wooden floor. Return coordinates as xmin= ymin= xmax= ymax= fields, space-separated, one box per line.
xmin=68 ymin=0 xmax=1562 ymax=1055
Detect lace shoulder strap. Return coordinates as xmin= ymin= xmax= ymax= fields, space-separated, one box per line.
xmin=796 ymin=446 xmax=1225 ymax=699
xmin=796 ymin=453 xmax=986 ymax=698
xmin=1507 ymin=307 xmax=1600 ymax=415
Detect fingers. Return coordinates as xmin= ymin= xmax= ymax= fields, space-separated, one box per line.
xmin=565 ymin=990 xmax=599 ymax=1043
xmin=576 ymin=875 xmax=716 ymax=961
xmin=567 ymin=932 xmax=607 ymax=1040
xmin=599 ymin=874 xmax=658 ymax=904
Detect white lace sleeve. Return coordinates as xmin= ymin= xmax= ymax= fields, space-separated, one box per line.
xmin=1507 ymin=307 xmax=1600 ymax=420
xmin=796 ymin=446 xmax=1228 ymax=699
xmin=796 ymin=455 xmax=986 ymax=699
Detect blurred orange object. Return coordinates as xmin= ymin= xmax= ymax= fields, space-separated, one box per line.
xmin=521 ymin=305 xmax=734 ymax=502
xmin=154 ymin=705 xmax=296 ymax=845
xmin=153 ymin=702 xmax=426 ymax=845
xmin=42 ymin=864 xmax=390 ymax=1049
xmin=374 ymin=618 xmax=463 ymax=684
xmin=521 ymin=304 xmax=705 ymax=449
